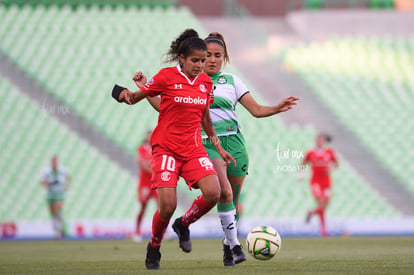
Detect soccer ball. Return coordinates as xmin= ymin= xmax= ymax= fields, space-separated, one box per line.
xmin=246 ymin=226 xmax=281 ymax=260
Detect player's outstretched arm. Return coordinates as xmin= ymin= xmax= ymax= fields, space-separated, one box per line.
xmin=112 ymin=84 xmax=147 ymax=105
xmin=239 ymin=93 xmax=299 ymax=118
xmin=201 ymin=106 xmax=236 ymax=166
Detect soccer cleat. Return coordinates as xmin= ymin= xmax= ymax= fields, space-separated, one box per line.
xmin=222 ymin=242 xmax=235 ymax=266
xmin=172 ymin=217 xmax=192 ymax=253
xmin=145 ymin=243 xmax=161 ymax=270
xmin=232 ymin=245 xmax=247 ymax=264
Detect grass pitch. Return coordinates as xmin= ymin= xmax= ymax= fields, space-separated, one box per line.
xmin=1 ymin=237 xmax=413 ymax=274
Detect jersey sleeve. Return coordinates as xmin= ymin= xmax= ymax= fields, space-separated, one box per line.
xmin=59 ymin=166 xmax=69 ymax=177
xmin=303 ymin=151 xmax=312 ymax=163
xmin=233 ymin=74 xmax=249 ymax=101
xmin=208 ymin=82 xmax=215 ymax=104
xmin=329 ymin=149 xmax=338 ymax=163
xmin=141 ymin=69 xmax=166 ymax=97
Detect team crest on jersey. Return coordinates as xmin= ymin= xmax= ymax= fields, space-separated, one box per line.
xmin=199 ymin=157 xmax=213 ymax=171
xmin=217 ymin=76 xmax=227 ymax=84
xmin=161 ymin=171 xmax=171 ymax=182
xmin=199 ymin=84 xmax=206 ymax=93
xmin=145 ymin=78 xmax=154 ymax=88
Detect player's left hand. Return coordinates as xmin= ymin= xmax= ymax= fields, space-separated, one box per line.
xmin=276 ymin=96 xmax=299 ymax=113
xmin=132 ymin=71 xmax=147 ymax=89
xmin=218 ymin=148 xmax=236 ymax=167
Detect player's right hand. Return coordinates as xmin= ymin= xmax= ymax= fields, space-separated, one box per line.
xmin=133 ymin=71 xmax=147 ymax=89
xmin=119 ymin=89 xmax=133 ymax=105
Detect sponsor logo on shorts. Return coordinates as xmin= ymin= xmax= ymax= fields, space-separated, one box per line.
xmin=199 ymin=157 xmax=214 ymax=171
xmin=161 ymin=171 xmax=171 ymax=182
xmin=174 ymin=96 xmax=207 ymax=105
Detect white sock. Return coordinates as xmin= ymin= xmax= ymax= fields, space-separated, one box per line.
xmin=219 ymin=210 xmax=240 ymax=249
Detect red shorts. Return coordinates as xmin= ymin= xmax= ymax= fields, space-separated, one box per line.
xmin=151 ymin=147 xmax=217 ymax=189
xmin=310 ymin=184 xmax=331 ymax=200
xmin=138 ymin=184 xmax=158 ymax=204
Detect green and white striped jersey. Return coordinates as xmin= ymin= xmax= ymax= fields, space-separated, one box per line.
xmin=201 ymin=71 xmax=249 ymax=138
xmin=41 ymin=166 xmax=69 ymax=200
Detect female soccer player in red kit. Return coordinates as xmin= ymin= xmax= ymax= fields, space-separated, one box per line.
xmin=302 ymin=133 xmax=338 ymax=237
xmin=112 ymin=29 xmax=235 ymax=270
xmin=133 ymin=130 xmax=158 ymax=242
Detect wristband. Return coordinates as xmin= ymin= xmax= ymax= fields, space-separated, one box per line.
xmin=112 ymin=84 xmax=127 ymax=102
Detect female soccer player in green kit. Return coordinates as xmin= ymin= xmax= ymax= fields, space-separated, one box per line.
xmin=202 ymin=32 xmax=298 ymax=266
xmin=41 ymin=155 xmax=71 ymax=239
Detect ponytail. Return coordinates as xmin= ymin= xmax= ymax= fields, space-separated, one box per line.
xmin=205 ymin=32 xmax=230 ymax=66
xmin=165 ymin=29 xmax=207 ymax=64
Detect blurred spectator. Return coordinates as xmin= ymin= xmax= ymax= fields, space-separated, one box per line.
xmin=133 ymin=130 xmax=158 ymax=242
xmin=41 ymin=155 xmax=70 ymax=239
xmin=302 ymin=133 xmax=338 ymax=237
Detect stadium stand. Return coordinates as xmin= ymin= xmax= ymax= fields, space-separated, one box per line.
xmin=0 ymin=75 xmax=138 ymax=221
xmin=281 ymin=36 xmax=414 ymax=195
xmin=0 ymin=2 xmax=400 ymax=230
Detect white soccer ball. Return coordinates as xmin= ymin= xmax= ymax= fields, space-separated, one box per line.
xmin=246 ymin=225 xmax=282 ymax=260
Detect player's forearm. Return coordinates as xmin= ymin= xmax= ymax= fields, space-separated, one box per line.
xmin=250 ymin=105 xmax=280 ymax=118
xmin=130 ymin=90 xmax=147 ymax=104
xmin=201 ymin=118 xmax=221 ymax=151
xmin=140 ymin=161 xmax=152 ymax=173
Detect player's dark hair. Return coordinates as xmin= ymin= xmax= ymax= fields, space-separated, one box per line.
xmin=205 ymin=32 xmax=230 ymax=66
xmin=319 ymin=133 xmax=332 ymax=143
xmin=165 ymin=29 xmax=207 ymax=64
xmin=325 ymin=134 xmax=332 ymax=143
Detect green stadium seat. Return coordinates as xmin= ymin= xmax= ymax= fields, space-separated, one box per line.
xmin=0 ymin=4 xmax=402 ymax=223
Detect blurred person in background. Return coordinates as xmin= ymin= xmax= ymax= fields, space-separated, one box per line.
xmin=133 ymin=130 xmax=158 ymax=242
xmin=302 ymin=133 xmax=338 ymax=237
xmin=41 ymin=155 xmax=71 ymax=239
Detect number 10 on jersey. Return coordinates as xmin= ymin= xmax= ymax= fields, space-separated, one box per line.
xmin=161 ymin=155 xmax=176 ymax=171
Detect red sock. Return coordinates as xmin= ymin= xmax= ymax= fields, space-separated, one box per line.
xmin=136 ymin=211 xmax=144 ymax=235
xmin=181 ymin=195 xmax=215 ymax=227
xmin=150 ymin=210 xmax=169 ymax=248
xmin=318 ymin=209 xmax=327 ymax=236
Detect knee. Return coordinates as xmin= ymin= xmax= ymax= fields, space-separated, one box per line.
xmin=159 ymin=202 xmax=176 ymax=220
xmin=220 ymin=187 xmax=233 ymax=203
xmin=204 ymin=188 xmax=220 ymax=206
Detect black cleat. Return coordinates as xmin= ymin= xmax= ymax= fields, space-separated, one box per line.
xmin=223 ymin=242 xmax=235 ymax=266
xmin=145 ymin=242 xmax=161 ymax=270
xmin=232 ymin=245 xmax=247 ymax=264
xmin=172 ymin=217 xmax=192 ymax=253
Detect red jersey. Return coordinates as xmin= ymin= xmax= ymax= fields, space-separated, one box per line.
xmin=137 ymin=144 xmax=152 ymax=187
xmin=304 ymin=148 xmax=337 ymax=187
xmin=141 ymin=65 xmax=214 ymax=160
